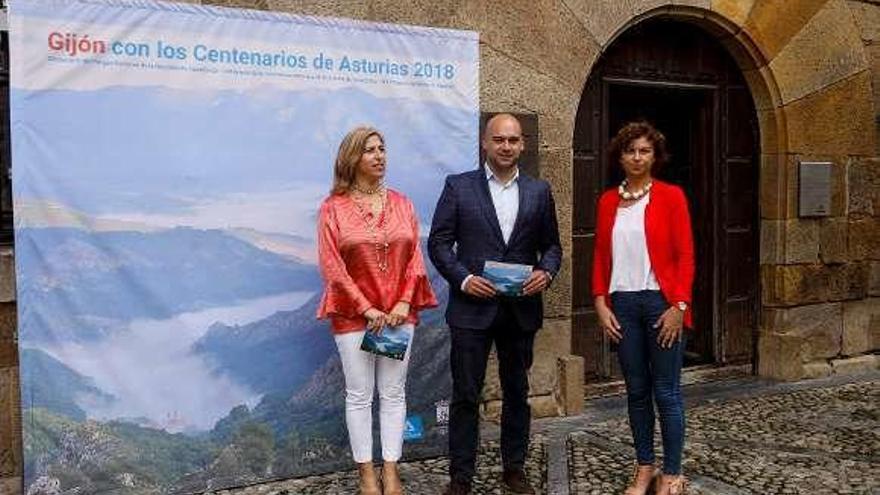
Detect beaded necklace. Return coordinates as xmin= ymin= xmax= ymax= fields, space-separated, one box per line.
xmin=618 ymin=179 xmax=653 ymax=201
xmin=352 ymin=181 xmax=384 ymax=195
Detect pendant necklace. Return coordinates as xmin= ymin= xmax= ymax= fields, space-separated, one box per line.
xmin=352 ymin=186 xmax=389 ymax=272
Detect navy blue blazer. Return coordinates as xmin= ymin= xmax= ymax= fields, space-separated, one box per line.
xmin=427 ymin=168 xmax=562 ymax=331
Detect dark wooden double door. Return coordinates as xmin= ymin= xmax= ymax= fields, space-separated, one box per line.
xmin=572 ymin=19 xmax=760 ymax=379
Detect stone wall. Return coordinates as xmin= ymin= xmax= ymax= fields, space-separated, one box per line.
xmin=848 ymin=0 xmax=880 ymax=155
xmin=755 ymin=0 xmax=880 ymax=380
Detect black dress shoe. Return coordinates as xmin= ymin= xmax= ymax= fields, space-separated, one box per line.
xmin=442 ymin=480 xmax=472 ymax=495
xmin=502 ymin=469 xmax=535 ymax=494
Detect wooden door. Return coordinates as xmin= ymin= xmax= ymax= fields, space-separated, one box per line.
xmin=572 ymin=19 xmax=759 ymax=380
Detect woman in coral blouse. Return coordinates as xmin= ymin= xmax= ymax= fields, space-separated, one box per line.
xmin=592 ymin=122 xmax=695 ymax=495
xmin=317 ymin=126 xmax=437 ymax=495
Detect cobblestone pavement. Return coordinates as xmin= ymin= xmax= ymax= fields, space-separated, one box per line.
xmin=214 ymin=372 xmax=879 ymax=495
xmin=569 ymin=378 xmax=880 ymax=495
xmin=213 ymin=436 xmax=546 ymax=495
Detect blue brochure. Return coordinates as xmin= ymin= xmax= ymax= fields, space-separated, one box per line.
xmin=483 ymin=261 xmax=533 ymax=297
xmin=360 ymin=326 xmax=412 ymax=361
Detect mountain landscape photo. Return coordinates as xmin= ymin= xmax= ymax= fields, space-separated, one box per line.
xmin=13 ymin=50 xmax=471 ymax=492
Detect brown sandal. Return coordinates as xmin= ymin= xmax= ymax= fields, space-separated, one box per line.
xmin=623 ymin=462 xmax=658 ymax=495
xmin=657 ymin=474 xmax=687 ymax=495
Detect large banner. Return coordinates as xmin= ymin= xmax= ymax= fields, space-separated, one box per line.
xmin=10 ymin=1 xmax=477 ymax=492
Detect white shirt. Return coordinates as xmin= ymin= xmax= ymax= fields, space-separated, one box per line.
xmin=460 ymin=165 xmax=521 ymax=292
xmin=609 ymin=193 xmax=660 ymax=293
xmin=485 ymin=165 xmax=520 ymax=244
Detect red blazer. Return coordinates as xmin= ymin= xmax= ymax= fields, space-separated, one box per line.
xmin=591 ymin=180 xmax=695 ymax=327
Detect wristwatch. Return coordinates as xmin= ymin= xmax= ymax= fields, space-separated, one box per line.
xmin=675 ymin=301 xmax=688 ymax=312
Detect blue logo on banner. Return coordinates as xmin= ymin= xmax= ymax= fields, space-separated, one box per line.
xmin=403 ymin=415 xmax=424 ymax=441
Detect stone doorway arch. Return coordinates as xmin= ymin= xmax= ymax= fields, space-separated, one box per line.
xmin=569 ymin=1 xmax=877 ymax=381
xmin=571 ymin=14 xmax=765 ymax=379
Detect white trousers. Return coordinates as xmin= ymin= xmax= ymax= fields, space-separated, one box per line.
xmin=334 ymin=325 xmax=413 ymax=463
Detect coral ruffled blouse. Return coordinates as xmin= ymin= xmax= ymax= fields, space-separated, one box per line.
xmin=316 ymin=189 xmax=438 ymax=333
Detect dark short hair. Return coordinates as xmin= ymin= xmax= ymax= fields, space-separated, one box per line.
xmin=608 ymin=121 xmax=669 ymax=173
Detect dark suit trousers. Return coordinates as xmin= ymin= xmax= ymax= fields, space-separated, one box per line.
xmin=448 ymin=302 xmax=535 ymax=483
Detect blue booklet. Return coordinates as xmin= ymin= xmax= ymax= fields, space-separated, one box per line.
xmin=360 ymin=326 xmax=412 ymax=361
xmin=483 ymin=261 xmax=533 ymax=297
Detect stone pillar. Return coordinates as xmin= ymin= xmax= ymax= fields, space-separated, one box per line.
xmin=481 ymin=318 xmax=584 ymax=420
xmin=556 ymin=354 xmax=584 ymax=416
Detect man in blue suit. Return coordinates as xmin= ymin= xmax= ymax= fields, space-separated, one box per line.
xmin=429 ymin=113 xmax=562 ymax=495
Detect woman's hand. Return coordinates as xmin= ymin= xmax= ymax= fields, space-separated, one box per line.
xmin=594 ymin=296 xmax=622 ymax=343
xmin=654 ymin=306 xmax=684 ymax=348
xmin=363 ymin=307 xmax=387 ymax=333
xmin=386 ymin=301 xmax=410 ymax=327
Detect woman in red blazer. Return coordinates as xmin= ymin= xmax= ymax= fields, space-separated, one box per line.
xmin=592 ymin=122 xmax=695 ymax=495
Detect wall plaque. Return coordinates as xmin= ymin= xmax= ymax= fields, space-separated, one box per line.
xmin=798 ymin=161 xmax=832 ymax=217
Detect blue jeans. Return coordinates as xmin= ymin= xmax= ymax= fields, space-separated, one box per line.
xmin=611 ymin=290 xmax=685 ymax=475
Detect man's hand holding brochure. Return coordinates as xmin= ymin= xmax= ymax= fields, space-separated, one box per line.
xmin=482 ymin=261 xmax=534 ymax=297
